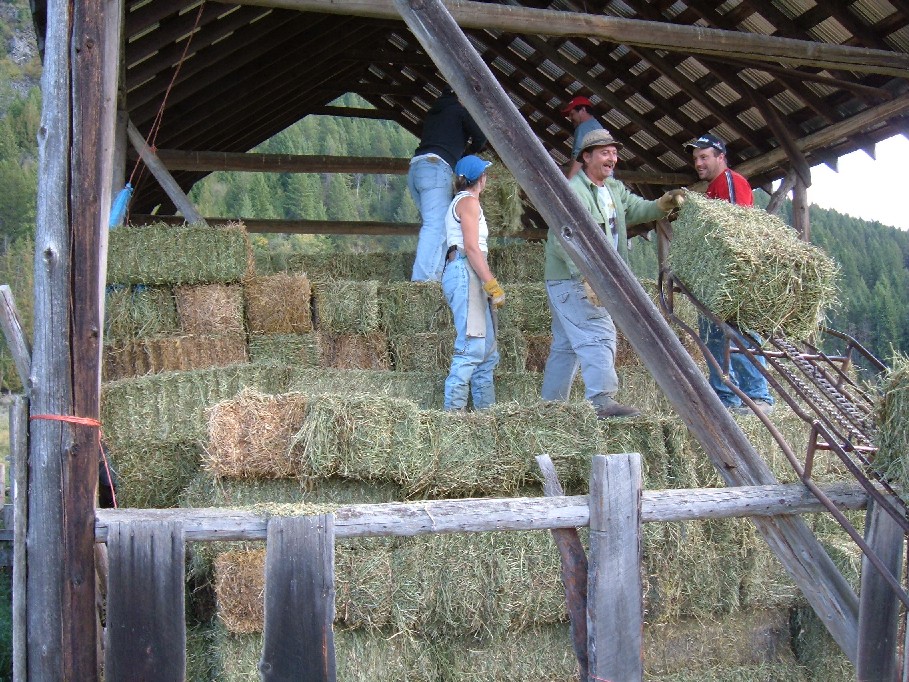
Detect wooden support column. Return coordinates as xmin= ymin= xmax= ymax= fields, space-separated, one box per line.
xmin=392 ymin=0 xmax=860 ymax=663
xmin=792 ymin=175 xmax=811 ymax=241
xmin=766 ymin=169 xmax=797 ymax=216
xmin=0 ymin=286 xmax=32 ymax=388
xmin=536 ymin=455 xmax=589 ymax=680
xmin=260 ymin=515 xmax=337 ymax=681
xmin=10 ymin=397 xmax=28 ymax=682
xmin=588 ymin=454 xmax=644 ymax=681
xmin=856 ymin=499 xmax=904 ymax=682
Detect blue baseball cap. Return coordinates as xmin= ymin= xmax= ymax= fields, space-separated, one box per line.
xmin=454 ymin=155 xmax=492 ymax=182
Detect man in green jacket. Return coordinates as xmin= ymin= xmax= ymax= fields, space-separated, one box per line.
xmin=541 ymin=128 xmax=683 ymax=418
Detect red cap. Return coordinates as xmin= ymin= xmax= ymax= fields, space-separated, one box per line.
xmin=561 ymin=95 xmax=593 ymax=116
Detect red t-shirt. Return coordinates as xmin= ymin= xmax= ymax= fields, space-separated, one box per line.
xmin=706 ymin=169 xmax=753 ymax=206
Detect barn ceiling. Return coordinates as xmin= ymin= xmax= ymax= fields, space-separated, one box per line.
xmin=35 ymin=0 xmax=909 ymax=216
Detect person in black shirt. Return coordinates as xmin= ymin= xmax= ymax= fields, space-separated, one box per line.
xmin=407 ymin=87 xmax=487 ymax=281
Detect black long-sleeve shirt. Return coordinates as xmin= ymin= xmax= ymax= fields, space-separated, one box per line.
xmin=412 ymin=92 xmax=487 ymax=169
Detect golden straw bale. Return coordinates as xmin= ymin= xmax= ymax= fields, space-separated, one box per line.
xmin=244 ymin=273 xmax=313 ymax=334
xmin=319 ymin=332 xmax=390 ymax=370
xmin=174 ymin=284 xmax=245 ymax=336
xmin=214 ymin=549 xmax=265 ymax=634
xmin=103 ymin=334 xmax=248 ymax=379
xmin=204 ymin=388 xmax=308 ymax=479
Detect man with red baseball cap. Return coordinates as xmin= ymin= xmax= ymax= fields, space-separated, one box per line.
xmin=560 ymin=95 xmax=603 ymax=179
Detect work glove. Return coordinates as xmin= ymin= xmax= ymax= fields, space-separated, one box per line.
xmin=656 ymin=189 xmax=686 ymax=213
xmin=583 ymin=279 xmax=602 ymax=307
xmin=483 ymin=277 xmax=506 ymax=309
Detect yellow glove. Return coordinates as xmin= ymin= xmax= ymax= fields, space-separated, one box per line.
xmin=657 ymin=189 xmax=686 ymax=213
xmin=583 ymin=279 xmax=601 ymax=307
xmin=483 ymin=277 xmax=506 ymax=309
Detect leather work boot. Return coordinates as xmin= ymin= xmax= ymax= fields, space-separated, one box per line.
xmin=595 ymin=398 xmax=642 ymax=419
xmin=730 ymin=399 xmax=774 ymax=416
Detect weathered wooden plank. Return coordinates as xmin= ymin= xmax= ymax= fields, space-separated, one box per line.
xmin=0 ymin=286 xmax=32 ymax=389
xmin=223 ymin=0 xmax=909 ymax=76
xmin=10 ymin=397 xmax=28 ymax=682
xmin=588 ymin=454 xmax=644 ymax=681
xmin=259 ymin=515 xmax=336 ymax=681
xmin=391 ymin=0 xmax=860 ymax=662
xmin=105 ymin=520 xmax=186 ymax=681
xmin=536 ymin=455 xmax=588 ymax=680
xmin=792 ymin=175 xmax=810 ymax=241
xmin=94 ymin=481 xmax=871 ymax=542
xmin=126 ymin=120 xmax=206 ymax=225
xmin=856 ymin=498 xmax=904 ymax=682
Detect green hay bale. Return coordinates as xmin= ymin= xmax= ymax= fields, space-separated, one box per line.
xmin=104 ymin=286 xmax=179 ymax=340
xmin=496 ymin=283 xmax=551 ymax=334
xmin=107 ymin=439 xmax=202 ymax=508
xmin=312 ymin=279 xmax=379 ymax=334
xmin=487 ymin=241 xmax=545 ymax=283
xmin=286 ymin=367 xmax=445 ymax=409
xmin=496 ymin=326 xmax=528 ymax=373
xmin=389 ymin=331 xmax=453 ymax=373
xmin=287 ymin=251 xmax=414 ymax=282
xmin=101 ymin=362 xmax=291 ymax=445
xmin=479 ymin=151 xmax=524 ymax=236
xmin=874 ymin=351 xmax=909 ymax=501
xmin=649 ymin=663 xmax=808 ymax=682
xmin=292 ymin=394 xmax=423 ymax=482
xmin=107 ymin=223 xmax=251 ymax=286
xmin=669 ymin=192 xmax=838 ymax=340
xmin=790 ymin=604 xmax=853 ymax=681
xmin=248 ymin=333 xmax=321 ymax=368
xmin=377 ymin=280 xmax=451 ymax=335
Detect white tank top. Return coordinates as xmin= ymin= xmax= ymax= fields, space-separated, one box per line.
xmin=445 ymin=191 xmax=489 ymax=253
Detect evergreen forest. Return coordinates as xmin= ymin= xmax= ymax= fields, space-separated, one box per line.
xmin=1 ymin=0 xmax=908 ymax=383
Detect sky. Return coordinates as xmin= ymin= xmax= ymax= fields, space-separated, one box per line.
xmin=800 ymin=134 xmax=908 ymax=230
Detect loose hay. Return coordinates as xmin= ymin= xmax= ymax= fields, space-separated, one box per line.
xmin=312 ymin=279 xmax=379 ymax=334
xmin=319 ymin=332 xmax=390 ymax=369
xmin=669 ymin=192 xmax=838 ymax=339
xmin=247 ymin=333 xmax=321 ymax=368
xmin=102 ymin=334 xmax=248 ymax=380
xmin=107 ymin=222 xmax=251 ymax=285
xmin=104 ymin=286 xmax=179 ymax=340
xmin=874 ymin=352 xmax=909 ymax=502
xmin=244 ymin=273 xmax=313 ymax=333
xmin=175 ymin=284 xmax=245 ymax=336
xmin=205 ymin=388 xmax=309 ymax=479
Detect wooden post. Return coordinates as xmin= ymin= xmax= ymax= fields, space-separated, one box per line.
xmin=391 ymin=0 xmax=860 ymax=663
xmin=536 ymin=455 xmax=589 ymax=679
xmin=104 ymin=520 xmax=186 ymax=681
xmin=0 ymin=286 xmax=32 ymax=389
xmin=10 ymin=397 xmax=28 ymax=682
xmin=588 ymin=454 xmax=644 ymax=681
xmin=126 ymin=120 xmax=207 ymax=225
xmin=792 ymin=175 xmax=811 ymax=241
xmin=856 ymin=498 xmax=904 ymax=682
xmin=259 ymin=515 xmax=337 ymax=681
xmin=766 ymin=169 xmax=796 ymax=216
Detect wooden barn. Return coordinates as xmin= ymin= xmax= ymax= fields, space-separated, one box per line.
xmin=5 ymin=0 xmax=909 ymax=679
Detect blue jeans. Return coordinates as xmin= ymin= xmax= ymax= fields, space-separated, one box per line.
xmin=541 ymin=278 xmax=618 ymax=408
xmin=442 ymin=256 xmax=499 ymax=410
xmin=408 ymin=156 xmax=454 ymax=282
xmin=699 ymin=317 xmax=774 ymax=407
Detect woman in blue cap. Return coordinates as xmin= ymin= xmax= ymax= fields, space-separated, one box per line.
xmin=441 ymin=154 xmax=506 ymax=411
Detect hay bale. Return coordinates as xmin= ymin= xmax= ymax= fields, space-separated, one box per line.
xmin=105 ymin=439 xmax=202 ymax=508
xmin=377 ymin=280 xmax=451 ymax=335
xmin=102 ymin=334 xmax=248 ymax=380
xmin=319 ymin=331 xmax=390 ymax=369
xmin=287 ymin=251 xmax=413 ymax=282
xmin=389 ymin=331 xmax=453 ymax=373
xmin=479 ymin=151 xmax=524 ymax=236
xmin=244 ymin=272 xmax=313 ymax=333
xmin=104 ymin=286 xmax=179 ymax=340
xmin=874 ymin=352 xmax=908 ymax=501
xmin=488 ymin=242 xmax=545 ymax=283
xmin=312 ymin=279 xmax=379 ymax=334
xmin=286 ymin=367 xmax=445 ymax=409
xmin=292 ymin=394 xmax=423 ymax=482
xmin=175 ymin=284 xmax=245 ymax=336
xmin=107 ymin=222 xmax=251 ymax=285
xmin=248 ymin=333 xmax=321 ymax=368
xmin=524 ymin=333 xmax=551 ymax=372
xmin=214 ymin=549 xmax=265 ymax=634
xmin=205 ymin=388 xmax=309 ymax=479
xmin=668 ymin=192 xmax=838 ymax=340
xmin=496 ymin=283 xmax=551 ymax=334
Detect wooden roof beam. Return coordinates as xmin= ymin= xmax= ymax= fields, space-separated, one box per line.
xmin=214 ymin=0 xmax=909 ymax=77
xmin=744 ymin=89 xmax=812 ymax=187
xmin=127 ymin=1 xmax=241 ymax=66
xmin=125 ymin=0 xmax=200 ymax=37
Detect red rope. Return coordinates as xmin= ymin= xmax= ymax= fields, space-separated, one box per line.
xmin=30 ymin=414 xmax=118 ymax=508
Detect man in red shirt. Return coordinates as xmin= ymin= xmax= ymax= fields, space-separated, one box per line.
xmin=685 ymin=133 xmax=774 ymax=415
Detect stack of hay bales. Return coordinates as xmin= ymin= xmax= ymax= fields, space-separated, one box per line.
xmin=101 ymin=223 xmax=858 ymax=681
